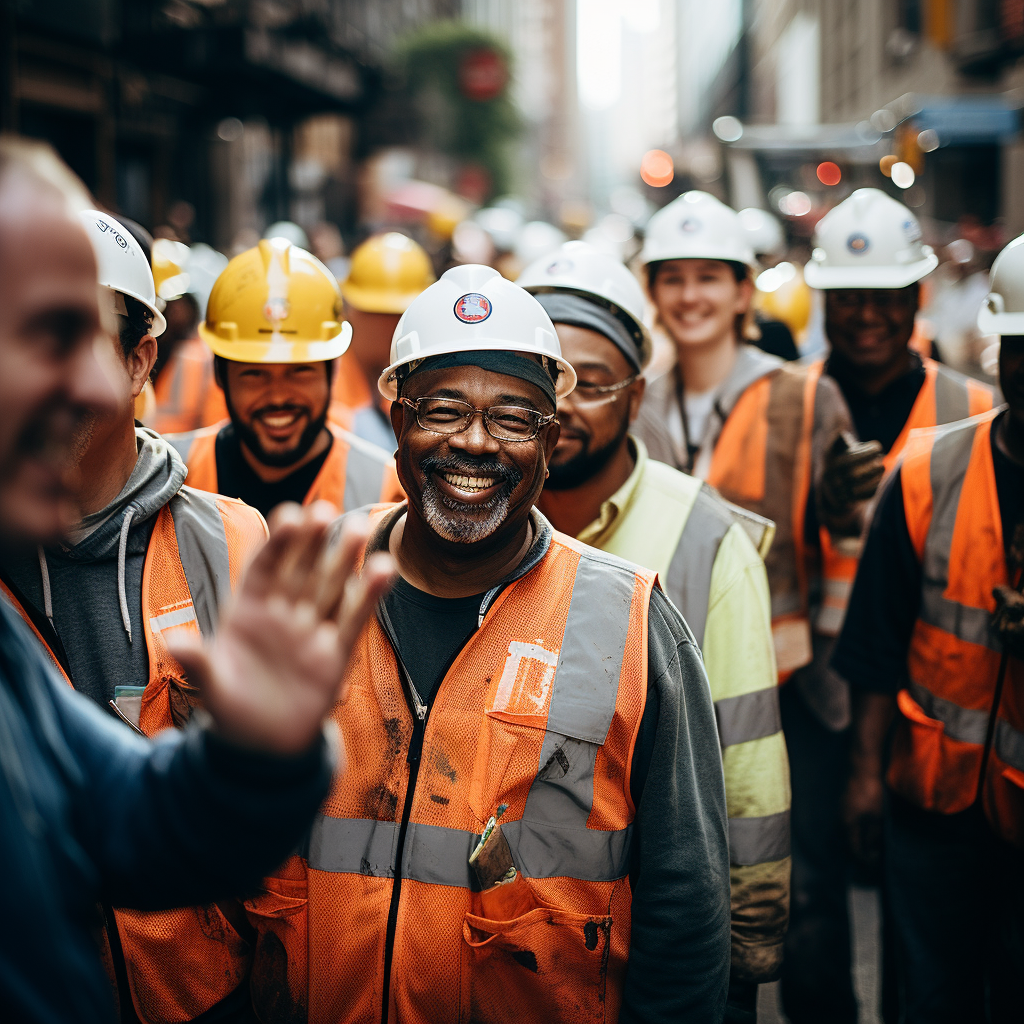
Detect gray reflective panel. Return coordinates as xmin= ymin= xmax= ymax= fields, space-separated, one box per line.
xmin=771 ymin=592 xmax=804 ymax=617
xmin=715 ymin=686 xmax=783 ymax=748
xmin=908 ymin=681 xmax=990 ymax=747
xmin=995 ymin=716 xmax=1024 ymax=772
xmin=502 ymin=819 xmax=633 ymax=882
xmin=170 ymin=490 xmax=231 ymax=638
xmin=166 ymin=433 xmax=194 ymax=463
xmin=403 ymin=822 xmax=478 ymax=888
xmin=728 ymin=810 xmax=790 ymax=866
xmin=933 ymin=366 xmax=970 ymax=425
xmin=918 ymin=590 xmax=998 ymax=652
xmin=666 ymin=485 xmax=733 ymax=648
xmin=307 ymin=815 xmax=399 ymax=876
xmin=342 ymin=444 xmax=387 ymax=512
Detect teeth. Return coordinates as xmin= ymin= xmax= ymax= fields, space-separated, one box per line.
xmin=441 ymin=472 xmax=497 ymax=493
xmin=263 ymin=414 xmax=298 ymax=427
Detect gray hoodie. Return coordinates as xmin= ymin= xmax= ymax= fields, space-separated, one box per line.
xmin=1 ymin=428 xmax=186 ymax=709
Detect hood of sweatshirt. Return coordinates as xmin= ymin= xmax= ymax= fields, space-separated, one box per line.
xmin=36 ymin=427 xmax=187 ymax=641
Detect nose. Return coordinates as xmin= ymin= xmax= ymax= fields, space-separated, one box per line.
xmin=69 ymin=331 xmax=119 ymax=418
xmin=448 ymin=409 xmax=501 ymax=456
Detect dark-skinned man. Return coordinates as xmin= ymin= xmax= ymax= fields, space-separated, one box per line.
xmin=519 ymin=242 xmax=790 ymax=1024
xmin=248 ymin=264 xmax=732 ymax=1023
xmin=168 ymin=239 xmax=402 ymax=518
xmin=0 ymin=208 xmax=269 ymax=1024
xmin=332 ymin=232 xmax=435 ymax=449
xmin=833 ymin=232 xmax=1024 ymax=1023
xmin=784 ymin=189 xmax=995 ymax=1023
xmin=0 ymin=137 xmax=392 ymax=1024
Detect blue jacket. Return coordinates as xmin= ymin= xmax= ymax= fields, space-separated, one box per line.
xmin=0 ymin=599 xmax=334 ymax=1023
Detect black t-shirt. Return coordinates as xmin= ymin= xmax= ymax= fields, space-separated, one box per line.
xmin=825 ymin=353 xmax=927 ymax=456
xmin=833 ymin=410 xmax=1024 ymax=694
xmin=213 ymin=424 xmax=332 ymax=519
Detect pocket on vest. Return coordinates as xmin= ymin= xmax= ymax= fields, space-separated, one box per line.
xmin=460 ymin=904 xmax=613 ymax=1023
xmin=244 ymin=874 xmax=309 ymax=1024
xmin=887 ymin=688 xmax=979 ymax=815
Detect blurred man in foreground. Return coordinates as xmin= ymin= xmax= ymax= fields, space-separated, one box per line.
xmin=0 ymin=137 xmax=391 ymax=1023
xmin=524 ymin=242 xmax=790 ymax=1023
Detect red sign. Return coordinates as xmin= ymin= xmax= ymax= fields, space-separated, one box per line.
xmin=459 ymin=48 xmax=508 ymax=102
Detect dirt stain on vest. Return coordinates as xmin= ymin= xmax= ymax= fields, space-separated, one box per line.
xmin=431 ymin=746 xmax=458 ymax=783
xmin=251 ymin=932 xmax=307 ymax=1024
xmin=363 ymin=781 xmax=399 ymax=819
xmin=511 ymin=949 xmax=539 ymax=972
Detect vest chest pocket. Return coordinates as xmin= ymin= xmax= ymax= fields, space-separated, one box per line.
xmin=460 ymin=905 xmax=613 ymax=1024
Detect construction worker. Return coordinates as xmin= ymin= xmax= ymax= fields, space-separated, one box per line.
xmin=0 ymin=208 xmax=271 ymax=1023
xmin=250 ymin=264 xmax=732 ymax=1023
xmin=333 ymin=232 xmax=436 ymax=449
xmin=148 ymin=238 xmax=229 ymax=434
xmin=521 ymin=242 xmax=790 ymax=1023
xmin=168 ymin=239 xmax=401 ymax=518
xmin=0 ymin=136 xmax=391 ymax=1024
xmin=785 ymin=189 xmax=997 ymax=1023
xmin=634 ymin=190 xmax=883 ymax=682
xmin=834 ymin=233 xmax=1024 ymax=1023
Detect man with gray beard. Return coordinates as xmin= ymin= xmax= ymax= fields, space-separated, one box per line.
xmin=264 ymin=266 xmax=732 ymax=1023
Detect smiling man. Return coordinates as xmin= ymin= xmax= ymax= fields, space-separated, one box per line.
xmin=168 ymin=239 xmax=400 ymax=518
xmin=248 ymin=264 xmax=732 ymax=1023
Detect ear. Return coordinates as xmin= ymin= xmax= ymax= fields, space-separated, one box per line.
xmin=389 ymin=397 xmax=405 ymax=444
xmin=736 ymin=274 xmax=754 ymax=313
xmin=129 ymin=335 xmax=159 ymax=399
xmin=626 ymin=375 xmax=647 ymax=424
xmin=540 ymin=417 xmax=561 ymax=467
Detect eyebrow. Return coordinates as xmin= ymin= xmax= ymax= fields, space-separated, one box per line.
xmin=423 ymin=387 xmax=542 ymax=412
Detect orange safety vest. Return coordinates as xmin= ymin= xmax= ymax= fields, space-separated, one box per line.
xmin=174 ymin=420 xmax=403 ymax=512
xmin=889 ymin=409 xmax=1024 ymax=848
xmin=704 ymin=361 xmax=821 ymax=678
xmin=150 ymin=336 xmax=228 ymax=435
xmin=329 ymin=351 xmax=397 ymax=453
xmin=815 ymin=358 xmax=994 ymax=636
xmin=1 ymin=489 xmax=268 ymax=1023
xmin=247 ymin=505 xmax=653 ymax=1024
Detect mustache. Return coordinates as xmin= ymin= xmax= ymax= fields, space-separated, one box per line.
xmin=419 ymin=452 xmax=523 ymax=488
xmin=251 ymin=403 xmax=310 ymax=419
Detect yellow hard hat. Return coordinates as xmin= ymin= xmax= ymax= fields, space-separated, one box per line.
xmin=340 ymin=232 xmax=436 ymax=314
xmin=755 ymin=263 xmax=812 ymax=338
xmin=152 ymin=238 xmax=191 ymax=303
xmin=199 ymin=238 xmax=351 ymax=363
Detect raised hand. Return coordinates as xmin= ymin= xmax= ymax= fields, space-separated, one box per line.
xmin=171 ymin=502 xmax=394 ymax=756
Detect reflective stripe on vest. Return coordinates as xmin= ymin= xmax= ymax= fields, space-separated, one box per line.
xmin=175 ymin=421 xmax=399 ymax=512
xmin=815 ymin=358 xmax=994 ymax=637
xmin=707 ymin=362 xmax=818 ymax=677
xmin=890 ymin=409 xmax=1024 ymax=848
xmin=302 ymin=529 xmax=651 ymax=1023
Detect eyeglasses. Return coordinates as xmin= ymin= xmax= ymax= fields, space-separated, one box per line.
xmin=569 ymin=374 xmax=641 ymax=404
xmin=400 ymin=397 xmax=555 ymax=441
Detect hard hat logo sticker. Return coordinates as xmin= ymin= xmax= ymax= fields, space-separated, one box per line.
xmin=263 ymin=297 xmax=291 ymax=323
xmin=545 ymin=259 xmax=574 ymax=276
xmin=903 ymin=219 xmax=922 ymax=243
xmin=680 ymin=217 xmax=702 ymax=234
xmin=454 ymin=292 xmax=492 ymax=323
xmin=846 ymin=234 xmax=870 ymax=255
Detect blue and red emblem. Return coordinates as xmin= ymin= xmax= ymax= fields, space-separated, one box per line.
xmin=454 ymin=292 xmax=492 ymax=323
xmin=846 ymin=233 xmax=870 ymax=255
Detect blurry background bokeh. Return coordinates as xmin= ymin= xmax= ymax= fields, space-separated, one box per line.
xmin=3 ymin=0 xmax=1023 ymax=381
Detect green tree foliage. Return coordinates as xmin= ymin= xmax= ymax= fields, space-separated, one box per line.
xmin=396 ymin=20 xmax=521 ymax=198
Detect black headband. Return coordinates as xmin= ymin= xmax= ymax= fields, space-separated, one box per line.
xmin=533 ymin=293 xmax=642 ymax=372
xmin=399 ymin=349 xmax=559 ymax=408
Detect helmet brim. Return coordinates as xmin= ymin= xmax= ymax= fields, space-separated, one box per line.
xmin=116 ymin=286 xmax=167 ymax=338
xmin=378 ymin=341 xmax=578 ymax=402
xmin=340 ymin=283 xmax=424 ymax=315
xmin=978 ymin=305 xmax=1024 ymax=336
xmin=803 ymin=254 xmax=938 ymax=290
xmin=199 ymin=321 xmax=352 ymax=363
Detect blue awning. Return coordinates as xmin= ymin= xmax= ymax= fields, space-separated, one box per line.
xmin=911 ymin=97 xmax=1020 ymax=144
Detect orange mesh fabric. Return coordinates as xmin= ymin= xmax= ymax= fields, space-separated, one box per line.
xmin=151 ymin=337 xmax=227 ymax=434
xmin=301 ymin=530 xmax=651 ymax=1023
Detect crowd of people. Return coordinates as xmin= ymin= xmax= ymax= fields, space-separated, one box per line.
xmin=1 ymin=132 xmax=1022 ymax=1024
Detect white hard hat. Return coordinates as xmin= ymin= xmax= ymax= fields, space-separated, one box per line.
xmin=513 ymin=221 xmax=568 ymax=267
xmin=79 ymin=210 xmax=166 ymax=337
xmin=640 ymin=191 xmax=756 ymax=269
xmin=738 ymin=207 xmax=785 ymax=258
xmin=475 ymin=206 xmax=523 ymax=252
xmin=263 ymin=220 xmax=310 ymax=250
xmin=516 ymin=241 xmax=653 ymax=367
xmin=804 ymin=188 xmax=937 ymax=289
xmin=978 ymin=233 xmax=1024 ymax=335
xmin=378 ymin=264 xmax=577 ymax=401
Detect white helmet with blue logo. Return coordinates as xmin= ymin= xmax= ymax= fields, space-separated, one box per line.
xmin=378 ymin=264 xmax=577 ymax=400
xmin=804 ymin=188 xmax=937 ymax=289
xmin=977 ymin=232 xmax=1024 ymax=336
xmin=640 ymin=191 xmax=756 ymax=270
